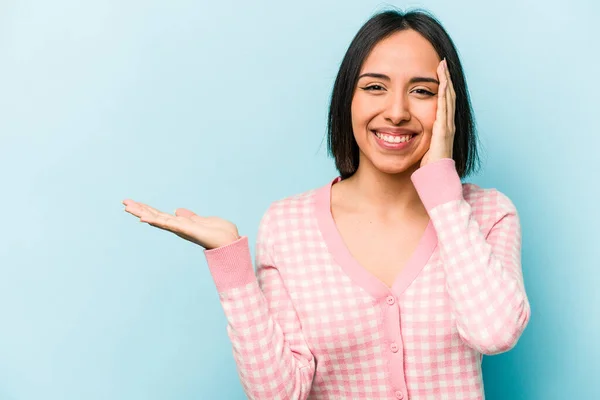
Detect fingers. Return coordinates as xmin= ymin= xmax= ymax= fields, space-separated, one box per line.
xmin=123 ymin=200 xmax=157 ymax=219
xmin=436 ymin=58 xmax=456 ymax=136
xmin=436 ymin=60 xmax=447 ymax=128
xmin=123 ymin=200 xmax=202 ymax=234
xmin=122 ymin=200 xmax=218 ymax=248
xmin=122 ymin=199 xmax=146 ymax=219
xmin=443 ymin=59 xmax=456 ymax=132
xmin=142 ymin=212 xmax=184 ymax=233
xmin=123 ymin=199 xmax=172 ymax=224
xmin=137 ymin=204 xmax=190 ymax=235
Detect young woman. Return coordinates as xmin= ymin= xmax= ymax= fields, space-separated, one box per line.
xmin=123 ymin=9 xmax=530 ymax=400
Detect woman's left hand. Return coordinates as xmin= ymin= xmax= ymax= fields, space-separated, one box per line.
xmin=420 ymin=58 xmax=456 ymax=167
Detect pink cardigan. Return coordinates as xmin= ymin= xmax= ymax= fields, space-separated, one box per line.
xmin=204 ymin=158 xmax=530 ymax=399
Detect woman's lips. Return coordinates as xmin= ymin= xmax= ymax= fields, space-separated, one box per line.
xmin=372 ymin=130 xmax=417 ymax=150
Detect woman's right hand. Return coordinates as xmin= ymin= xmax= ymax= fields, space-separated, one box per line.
xmin=122 ymin=199 xmax=240 ymax=250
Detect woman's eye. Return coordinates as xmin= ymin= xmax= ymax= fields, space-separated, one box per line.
xmin=362 ymin=85 xmax=385 ymax=91
xmin=413 ymin=89 xmax=435 ymax=96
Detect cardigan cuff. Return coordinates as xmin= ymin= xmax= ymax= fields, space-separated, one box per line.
xmin=204 ymin=236 xmax=256 ymax=292
xmin=411 ymin=158 xmax=464 ymax=211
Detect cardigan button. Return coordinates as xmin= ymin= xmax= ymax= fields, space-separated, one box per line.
xmin=390 ymin=342 xmax=399 ymax=352
xmin=395 ymin=390 xmax=404 ymax=399
xmin=386 ymin=295 xmax=395 ymax=305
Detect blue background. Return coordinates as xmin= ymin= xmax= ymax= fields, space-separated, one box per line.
xmin=1 ymin=0 xmax=598 ymax=398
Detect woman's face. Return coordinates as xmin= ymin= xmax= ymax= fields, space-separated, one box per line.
xmin=351 ymin=29 xmax=442 ymax=175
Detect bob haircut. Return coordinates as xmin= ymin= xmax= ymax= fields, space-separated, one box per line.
xmin=327 ymin=9 xmax=481 ymax=179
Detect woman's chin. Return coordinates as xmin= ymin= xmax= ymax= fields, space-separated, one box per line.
xmin=371 ymin=158 xmax=421 ymax=176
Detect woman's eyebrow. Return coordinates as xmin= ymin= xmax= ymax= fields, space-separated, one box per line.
xmin=358 ymin=72 xmax=440 ymax=85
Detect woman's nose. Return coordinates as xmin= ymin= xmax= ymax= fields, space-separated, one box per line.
xmin=383 ymin=93 xmax=411 ymax=124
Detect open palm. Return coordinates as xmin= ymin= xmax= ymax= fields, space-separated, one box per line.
xmin=122 ymin=199 xmax=240 ymax=250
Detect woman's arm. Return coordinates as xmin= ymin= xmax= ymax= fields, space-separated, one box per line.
xmin=412 ymin=158 xmax=531 ymax=355
xmin=204 ymin=206 xmax=316 ymax=399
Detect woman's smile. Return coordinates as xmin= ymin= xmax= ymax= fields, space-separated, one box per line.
xmin=372 ymin=130 xmax=418 ymax=150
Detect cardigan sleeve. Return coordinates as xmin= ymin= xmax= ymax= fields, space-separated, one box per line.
xmin=204 ymin=206 xmax=316 ymax=399
xmin=411 ymin=158 xmax=531 ymax=355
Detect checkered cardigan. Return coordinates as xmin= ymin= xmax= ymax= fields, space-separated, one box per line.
xmin=204 ymin=158 xmax=530 ymax=400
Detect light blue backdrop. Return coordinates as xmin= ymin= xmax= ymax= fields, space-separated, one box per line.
xmin=1 ymin=0 xmax=598 ymax=399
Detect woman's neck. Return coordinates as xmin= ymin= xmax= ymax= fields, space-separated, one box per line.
xmin=339 ymin=163 xmax=427 ymax=222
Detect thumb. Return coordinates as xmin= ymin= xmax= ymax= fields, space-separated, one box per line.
xmin=174 ymin=208 xmax=196 ymax=218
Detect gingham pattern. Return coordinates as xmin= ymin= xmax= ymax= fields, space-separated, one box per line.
xmin=205 ymin=159 xmax=530 ymax=400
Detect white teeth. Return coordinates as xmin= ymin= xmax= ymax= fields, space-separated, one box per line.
xmin=375 ymin=132 xmax=413 ymax=143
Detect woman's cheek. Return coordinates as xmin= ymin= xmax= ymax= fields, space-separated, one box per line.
xmin=350 ymin=96 xmax=365 ymax=125
xmin=352 ymin=95 xmax=371 ymax=116
xmin=413 ymin=102 xmax=437 ymax=135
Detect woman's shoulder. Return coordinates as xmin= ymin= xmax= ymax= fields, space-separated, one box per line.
xmin=258 ymin=179 xmax=331 ymax=227
xmin=461 ymin=182 xmax=519 ymax=216
xmin=271 ymin=176 xmax=336 ymax=208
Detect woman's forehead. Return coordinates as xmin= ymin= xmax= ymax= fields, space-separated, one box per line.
xmin=361 ymin=30 xmax=440 ymax=74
